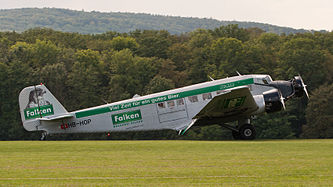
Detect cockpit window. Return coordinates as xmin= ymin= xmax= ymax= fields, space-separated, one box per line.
xmin=265 ymin=76 xmax=272 ymax=83
xmin=262 ymin=79 xmax=268 ymax=84
xmin=256 ymin=76 xmax=272 ymax=84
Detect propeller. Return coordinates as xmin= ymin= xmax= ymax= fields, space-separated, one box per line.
xmin=279 ymin=91 xmax=286 ymax=110
xmin=297 ymin=74 xmax=309 ymax=99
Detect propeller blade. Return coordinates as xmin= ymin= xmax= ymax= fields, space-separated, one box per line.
xmin=303 ymin=84 xmax=309 ymax=99
xmin=280 ymin=92 xmax=286 ymax=110
xmin=298 ymin=74 xmax=309 ymax=99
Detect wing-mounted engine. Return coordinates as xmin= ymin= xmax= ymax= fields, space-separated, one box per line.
xmin=263 ymin=89 xmax=284 ymax=113
xmin=253 ymin=89 xmax=284 ymax=114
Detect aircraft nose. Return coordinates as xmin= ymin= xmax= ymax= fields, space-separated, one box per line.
xmin=293 ymin=75 xmax=309 ymax=99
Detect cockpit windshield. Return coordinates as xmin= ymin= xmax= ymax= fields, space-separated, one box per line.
xmin=263 ymin=76 xmax=272 ymax=84
xmin=255 ymin=75 xmax=272 ymax=84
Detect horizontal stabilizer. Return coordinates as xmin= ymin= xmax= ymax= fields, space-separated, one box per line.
xmin=38 ymin=113 xmax=74 ymax=121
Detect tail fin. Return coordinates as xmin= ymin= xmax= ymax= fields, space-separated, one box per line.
xmin=19 ymin=84 xmax=70 ymax=131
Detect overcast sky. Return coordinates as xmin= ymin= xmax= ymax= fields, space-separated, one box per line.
xmin=1 ymin=0 xmax=332 ymax=31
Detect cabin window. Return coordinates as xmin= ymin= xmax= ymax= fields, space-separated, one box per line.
xmin=216 ymin=90 xmax=229 ymax=95
xmin=167 ymin=101 xmax=175 ymax=108
xmin=216 ymin=90 xmax=223 ymax=95
xmin=188 ymin=95 xmax=198 ymax=103
xmin=202 ymin=93 xmax=212 ymax=100
xmin=176 ymin=99 xmax=184 ymax=106
xmin=158 ymin=102 xmax=165 ymax=109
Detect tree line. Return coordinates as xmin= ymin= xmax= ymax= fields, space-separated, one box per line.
xmin=0 ymin=25 xmax=332 ymax=140
xmin=0 ymin=8 xmax=311 ymax=35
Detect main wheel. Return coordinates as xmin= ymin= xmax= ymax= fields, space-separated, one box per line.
xmin=239 ymin=124 xmax=256 ymax=140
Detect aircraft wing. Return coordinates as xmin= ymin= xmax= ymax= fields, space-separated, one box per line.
xmin=195 ymin=86 xmax=258 ymax=119
xmin=178 ymin=86 xmax=259 ymax=135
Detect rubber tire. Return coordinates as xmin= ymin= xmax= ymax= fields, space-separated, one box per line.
xmin=239 ymin=124 xmax=256 ymax=140
xmin=232 ymin=130 xmax=241 ymax=140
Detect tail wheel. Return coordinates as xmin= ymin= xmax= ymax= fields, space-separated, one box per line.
xmin=239 ymin=124 xmax=256 ymax=140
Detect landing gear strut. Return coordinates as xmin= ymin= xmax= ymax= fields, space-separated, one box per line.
xmin=40 ymin=131 xmax=48 ymax=141
xmin=200 ymin=118 xmax=257 ymax=140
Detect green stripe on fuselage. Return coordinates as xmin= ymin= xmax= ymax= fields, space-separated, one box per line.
xmin=75 ymin=78 xmax=254 ymax=118
xmin=75 ymin=107 xmax=111 ymax=119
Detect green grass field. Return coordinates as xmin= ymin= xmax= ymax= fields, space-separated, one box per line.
xmin=0 ymin=140 xmax=332 ymax=186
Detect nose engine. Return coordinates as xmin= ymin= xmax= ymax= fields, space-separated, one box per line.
xmin=292 ymin=76 xmax=309 ymax=98
xmin=264 ymin=75 xmax=309 ymax=100
xmin=254 ymin=75 xmax=308 ymax=114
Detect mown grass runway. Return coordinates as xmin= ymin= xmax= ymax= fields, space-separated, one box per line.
xmin=0 ymin=140 xmax=332 ymax=186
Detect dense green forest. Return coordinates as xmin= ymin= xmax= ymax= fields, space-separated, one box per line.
xmin=0 ymin=8 xmax=313 ymax=35
xmin=0 ymin=25 xmax=333 ymax=140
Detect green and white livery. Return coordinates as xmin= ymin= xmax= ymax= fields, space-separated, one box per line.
xmin=19 ymin=74 xmax=309 ymax=140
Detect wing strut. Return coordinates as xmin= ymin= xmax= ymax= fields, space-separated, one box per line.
xmin=179 ymin=119 xmax=197 ymax=135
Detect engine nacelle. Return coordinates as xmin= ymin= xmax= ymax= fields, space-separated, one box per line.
xmin=263 ymin=89 xmax=283 ymax=113
xmin=253 ymin=89 xmax=284 ymax=114
xmin=253 ymin=95 xmax=265 ymax=115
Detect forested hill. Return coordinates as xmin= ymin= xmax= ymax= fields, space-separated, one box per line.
xmin=0 ymin=8 xmax=310 ymax=34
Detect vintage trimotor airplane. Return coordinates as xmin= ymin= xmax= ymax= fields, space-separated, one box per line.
xmin=19 ymin=74 xmax=308 ymax=140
